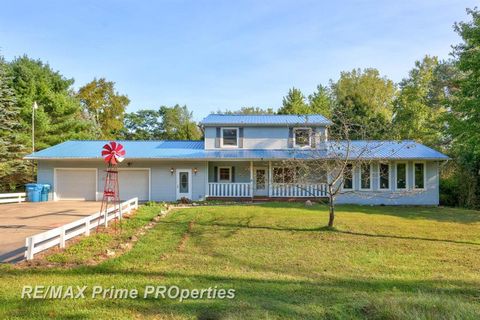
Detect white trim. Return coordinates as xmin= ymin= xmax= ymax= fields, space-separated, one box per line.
xmin=53 ymin=168 xmax=98 ymax=201
xmin=341 ymin=163 xmax=354 ymax=191
xmin=176 ymin=168 xmax=193 ymax=200
xmin=117 ymin=168 xmax=151 ymax=201
xmin=413 ymin=161 xmax=427 ymax=190
xmin=378 ymin=162 xmax=391 ymax=191
xmin=220 ymin=127 xmax=239 ymax=148
xmin=359 ymin=163 xmax=373 ymax=191
xmin=395 ymin=161 xmax=409 ymax=190
xmin=217 ymin=166 xmax=232 ymax=182
xmin=293 ymin=127 xmax=312 ymax=149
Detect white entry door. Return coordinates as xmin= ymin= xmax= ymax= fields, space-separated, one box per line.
xmin=254 ymin=167 xmax=268 ymax=196
xmin=176 ymin=169 xmax=192 ymax=200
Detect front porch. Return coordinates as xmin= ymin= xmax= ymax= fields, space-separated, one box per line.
xmin=206 ymin=161 xmax=328 ymax=199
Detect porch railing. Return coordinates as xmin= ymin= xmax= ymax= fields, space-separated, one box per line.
xmin=270 ymin=183 xmax=328 ymax=198
xmin=208 ymin=183 xmax=252 ymax=198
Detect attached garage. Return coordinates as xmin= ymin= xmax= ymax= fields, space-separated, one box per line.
xmin=54 ymin=168 xmax=97 ymax=201
xmin=118 ymin=169 xmax=150 ymax=201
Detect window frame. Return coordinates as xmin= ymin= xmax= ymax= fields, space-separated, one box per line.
xmin=220 ymin=127 xmax=239 ymax=148
xmin=395 ymin=161 xmax=409 ymax=190
xmin=413 ymin=161 xmax=426 ymax=190
xmin=341 ymin=163 xmax=354 ymax=191
xmin=217 ymin=166 xmax=232 ymax=182
xmin=378 ymin=162 xmax=391 ymax=191
xmin=360 ymin=163 xmax=373 ymax=191
xmin=293 ymin=127 xmax=312 ymax=149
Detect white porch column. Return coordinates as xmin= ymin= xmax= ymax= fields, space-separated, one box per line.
xmin=250 ymin=160 xmax=253 ymax=199
xmin=205 ymin=161 xmax=209 ymax=198
xmin=268 ymin=161 xmax=272 ymax=197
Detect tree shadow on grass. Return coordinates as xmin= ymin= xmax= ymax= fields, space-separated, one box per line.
xmin=156 ymin=220 xmax=480 ymax=247
xmin=2 ymin=269 xmax=480 ymax=320
xmin=254 ymin=202 xmax=480 ymax=224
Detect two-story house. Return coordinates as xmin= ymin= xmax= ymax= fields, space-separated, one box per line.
xmin=25 ymin=114 xmax=449 ymax=205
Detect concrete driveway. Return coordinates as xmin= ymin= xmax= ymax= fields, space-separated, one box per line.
xmin=0 ymin=201 xmax=102 ymax=263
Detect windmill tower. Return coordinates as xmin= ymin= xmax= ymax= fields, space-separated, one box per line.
xmin=99 ymin=141 xmax=126 ymax=229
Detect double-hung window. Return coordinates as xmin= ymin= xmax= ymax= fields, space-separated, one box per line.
xmin=294 ymin=128 xmax=311 ymax=148
xmin=221 ymin=128 xmax=238 ymax=147
xmin=414 ymin=162 xmax=425 ymax=189
xmin=360 ymin=163 xmax=372 ymax=190
xmin=379 ymin=163 xmax=390 ymax=190
xmin=396 ymin=162 xmax=407 ymax=189
xmin=218 ymin=167 xmax=232 ymax=182
xmin=343 ymin=163 xmax=353 ymax=190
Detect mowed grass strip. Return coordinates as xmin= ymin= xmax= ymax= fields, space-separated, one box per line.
xmin=1 ymin=203 xmax=480 ymax=319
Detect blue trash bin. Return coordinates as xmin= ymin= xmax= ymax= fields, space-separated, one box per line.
xmin=41 ymin=184 xmax=51 ymax=202
xmin=25 ymin=183 xmax=42 ymax=202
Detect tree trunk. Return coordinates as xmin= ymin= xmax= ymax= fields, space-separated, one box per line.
xmin=328 ymin=186 xmax=335 ymax=227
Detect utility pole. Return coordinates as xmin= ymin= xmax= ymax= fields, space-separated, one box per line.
xmin=32 ymin=101 xmax=38 ymax=153
xmin=31 ymin=101 xmax=38 ymax=180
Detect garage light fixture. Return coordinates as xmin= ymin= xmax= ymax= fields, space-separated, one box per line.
xmin=170 ymin=168 xmax=175 ymax=175
xmin=193 ymin=168 xmax=198 ymax=175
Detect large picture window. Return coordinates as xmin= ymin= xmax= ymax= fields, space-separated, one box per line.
xmin=379 ymin=163 xmax=390 ymax=190
xmin=360 ymin=163 xmax=371 ymax=190
xmin=343 ymin=163 xmax=353 ymax=190
xmin=221 ymin=128 xmax=238 ymax=147
xmin=396 ymin=163 xmax=407 ymax=189
xmin=294 ymin=128 xmax=311 ymax=148
xmin=273 ymin=167 xmax=296 ymax=183
xmin=414 ymin=162 xmax=425 ymax=189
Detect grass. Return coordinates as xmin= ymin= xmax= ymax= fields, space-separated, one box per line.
xmin=1 ymin=203 xmax=480 ymax=319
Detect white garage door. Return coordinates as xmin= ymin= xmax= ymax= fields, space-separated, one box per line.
xmin=118 ymin=170 xmax=149 ymax=201
xmin=55 ymin=169 xmax=97 ymax=200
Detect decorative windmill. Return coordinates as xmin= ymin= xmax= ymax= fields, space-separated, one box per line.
xmin=99 ymin=141 xmax=126 ymax=229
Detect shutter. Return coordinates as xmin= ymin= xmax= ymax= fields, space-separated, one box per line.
xmin=239 ymin=128 xmax=244 ymax=148
xmin=231 ymin=167 xmax=235 ymax=182
xmin=215 ymin=127 xmax=221 ymax=148
xmin=214 ymin=166 xmax=218 ymax=182
xmin=288 ymin=127 xmax=294 ymax=148
xmin=311 ymin=128 xmax=317 ymax=148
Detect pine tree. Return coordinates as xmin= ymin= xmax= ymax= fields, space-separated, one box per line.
xmin=277 ymin=87 xmax=309 ymax=114
xmin=0 ymin=58 xmax=28 ymax=191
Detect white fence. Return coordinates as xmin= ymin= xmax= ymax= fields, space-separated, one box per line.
xmin=25 ymin=197 xmax=138 ymax=260
xmin=270 ymin=183 xmax=328 ymax=198
xmin=0 ymin=192 xmax=26 ymax=204
xmin=208 ymin=183 xmax=252 ymax=198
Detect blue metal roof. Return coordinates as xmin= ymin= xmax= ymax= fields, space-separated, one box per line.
xmin=25 ymin=140 xmax=448 ymax=160
xmin=200 ymin=114 xmax=332 ymax=126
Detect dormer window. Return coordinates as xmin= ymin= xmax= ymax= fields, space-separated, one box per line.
xmin=294 ymin=128 xmax=311 ymax=148
xmin=221 ymin=128 xmax=239 ymax=147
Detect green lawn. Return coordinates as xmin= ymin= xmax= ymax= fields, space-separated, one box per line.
xmin=1 ymin=203 xmax=480 ymax=319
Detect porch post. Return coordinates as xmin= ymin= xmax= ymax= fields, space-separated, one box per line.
xmin=205 ymin=161 xmax=209 ymax=198
xmin=268 ymin=161 xmax=272 ymax=197
xmin=250 ymin=160 xmax=253 ymax=199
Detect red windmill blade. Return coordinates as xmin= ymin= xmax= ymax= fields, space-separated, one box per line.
xmin=101 ymin=142 xmax=126 ymax=165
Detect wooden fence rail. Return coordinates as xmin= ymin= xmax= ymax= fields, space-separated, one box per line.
xmin=25 ymin=197 xmax=138 ymax=260
xmin=0 ymin=192 xmax=26 ymax=204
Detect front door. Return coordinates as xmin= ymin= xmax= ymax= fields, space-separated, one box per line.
xmin=176 ymin=169 xmax=192 ymax=200
xmin=253 ymin=167 xmax=268 ymax=196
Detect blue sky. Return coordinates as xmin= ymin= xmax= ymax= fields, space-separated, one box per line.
xmin=0 ymin=0 xmax=476 ymax=120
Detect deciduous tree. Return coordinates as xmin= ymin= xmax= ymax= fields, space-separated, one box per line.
xmin=77 ymin=78 xmax=129 ymax=139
